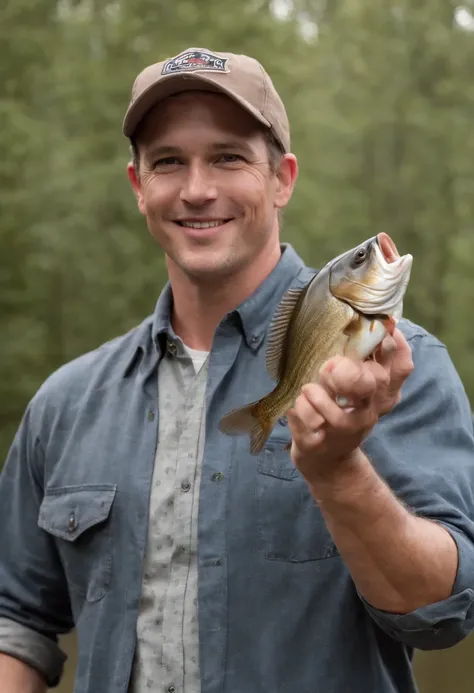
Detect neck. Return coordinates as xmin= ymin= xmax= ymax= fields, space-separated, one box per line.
xmin=168 ymin=244 xmax=282 ymax=351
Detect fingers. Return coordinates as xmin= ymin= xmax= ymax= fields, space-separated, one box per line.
xmin=319 ymin=355 xmax=380 ymax=406
xmin=287 ymin=402 xmax=326 ymax=450
xmin=288 ymin=377 xmax=377 ymax=466
xmin=287 ymin=328 xmax=415 ymax=474
xmin=288 ymin=329 xmax=413 ymax=455
xmin=301 ymin=382 xmax=352 ymax=425
xmin=369 ymin=329 xmax=413 ymax=407
xmin=390 ymin=328 xmax=414 ymax=388
xmin=289 ymin=345 xmax=391 ymax=443
xmin=287 ymin=395 xmax=325 ymax=434
xmin=300 ymin=381 xmax=378 ymax=432
xmin=373 ymin=334 xmax=397 ymax=368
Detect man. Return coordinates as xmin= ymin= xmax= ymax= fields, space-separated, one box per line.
xmin=0 ymin=47 xmax=473 ymax=693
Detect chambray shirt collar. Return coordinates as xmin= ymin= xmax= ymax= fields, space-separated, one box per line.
xmin=122 ymin=286 xmax=172 ymax=378
xmin=124 ymin=243 xmax=307 ymax=375
xmin=233 ymin=243 xmax=307 ymax=349
xmin=151 ymin=280 xmax=173 ymax=351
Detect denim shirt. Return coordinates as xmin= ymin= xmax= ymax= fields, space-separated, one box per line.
xmin=1 ymin=244 xmax=474 ymax=693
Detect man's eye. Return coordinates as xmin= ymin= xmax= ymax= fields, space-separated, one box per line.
xmin=154 ymin=157 xmax=181 ymax=167
xmin=218 ymin=154 xmax=243 ymax=163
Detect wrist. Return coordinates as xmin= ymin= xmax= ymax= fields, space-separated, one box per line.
xmin=305 ymin=448 xmax=377 ymax=504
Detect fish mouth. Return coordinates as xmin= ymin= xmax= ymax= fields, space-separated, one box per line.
xmin=374 ymin=232 xmax=412 ymax=271
xmin=376 ymin=233 xmax=400 ymax=264
xmin=362 ymin=235 xmax=413 ymax=315
xmin=329 ymin=233 xmax=413 ymax=318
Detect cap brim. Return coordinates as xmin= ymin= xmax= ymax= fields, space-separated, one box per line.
xmin=123 ymin=73 xmax=271 ymax=138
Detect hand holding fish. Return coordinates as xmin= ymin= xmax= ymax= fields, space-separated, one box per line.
xmin=287 ymin=328 xmax=414 ymax=483
xmin=220 ymin=234 xmax=460 ymax=618
xmin=219 ymin=232 xmax=414 ymax=455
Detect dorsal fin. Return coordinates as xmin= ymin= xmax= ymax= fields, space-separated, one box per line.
xmin=266 ymin=286 xmax=306 ymax=381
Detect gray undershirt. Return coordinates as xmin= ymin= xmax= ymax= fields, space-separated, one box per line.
xmin=130 ymin=339 xmax=209 ymax=693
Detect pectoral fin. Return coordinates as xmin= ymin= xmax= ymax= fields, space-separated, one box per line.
xmin=219 ymin=402 xmax=274 ymax=455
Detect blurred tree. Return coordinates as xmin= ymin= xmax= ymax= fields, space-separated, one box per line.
xmin=282 ymin=0 xmax=474 ymax=403
xmin=0 ymin=0 xmax=61 ymax=451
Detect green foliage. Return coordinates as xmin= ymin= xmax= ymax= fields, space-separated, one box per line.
xmin=282 ymin=0 xmax=474 ymax=404
xmin=2 ymin=0 xmax=474 ymax=457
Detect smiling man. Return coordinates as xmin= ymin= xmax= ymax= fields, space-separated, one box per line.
xmin=1 ymin=47 xmax=474 ymax=693
xmin=124 ymin=51 xmax=297 ymax=351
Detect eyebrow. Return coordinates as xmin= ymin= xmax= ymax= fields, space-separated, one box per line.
xmin=144 ymin=145 xmax=184 ymax=160
xmin=210 ymin=141 xmax=255 ymax=157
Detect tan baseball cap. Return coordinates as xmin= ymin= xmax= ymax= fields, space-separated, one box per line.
xmin=122 ymin=47 xmax=290 ymax=152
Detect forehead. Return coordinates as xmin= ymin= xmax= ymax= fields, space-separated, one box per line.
xmin=135 ymin=91 xmax=268 ymax=146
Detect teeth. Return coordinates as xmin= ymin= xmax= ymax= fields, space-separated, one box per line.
xmin=179 ymin=220 xmax=225 ymax=229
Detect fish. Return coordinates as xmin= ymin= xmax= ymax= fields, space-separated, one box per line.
xmin=219 ymin=232 xmax=413 ymax=455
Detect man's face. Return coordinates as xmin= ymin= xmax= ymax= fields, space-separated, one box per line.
xmin=128 ymin=91 xmax=297 ymax=282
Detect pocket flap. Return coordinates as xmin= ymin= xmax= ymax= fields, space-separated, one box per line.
xmin=38 ymin=484 xmax=117 ymax=542
xmin=257 ymin=444 xmax=298 ymax=480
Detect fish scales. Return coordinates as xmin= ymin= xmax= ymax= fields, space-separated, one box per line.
xmin=252 ymin=275 xmax=354 ymax=437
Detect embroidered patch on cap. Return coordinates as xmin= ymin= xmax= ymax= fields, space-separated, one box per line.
xmin=162 ymin=51 xmax=229 ymax=76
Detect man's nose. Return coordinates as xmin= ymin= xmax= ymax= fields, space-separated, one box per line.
xmin=180 ymin=162 xmax=218 ymax=206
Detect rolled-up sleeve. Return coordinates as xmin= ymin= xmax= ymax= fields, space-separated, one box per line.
xmin=0 ymin=617 xmax=67 ymax=686
xmin=0 ymin=399 xmax=73 ymax=686
xmin=362 ymin=330 xmax=474 ymax=650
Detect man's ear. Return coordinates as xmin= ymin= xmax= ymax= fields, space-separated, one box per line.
xmin=127 ymin=162 xmax=146 ymax=215
xmin=274 ymin=153 xmax=298 ymax=209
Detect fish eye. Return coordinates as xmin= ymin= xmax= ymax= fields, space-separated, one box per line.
xmin=351 ymin=247 xmax=368 ymax=267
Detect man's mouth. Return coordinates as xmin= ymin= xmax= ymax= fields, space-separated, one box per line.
xmin=175 ymin=219 xmax=232 ymax=229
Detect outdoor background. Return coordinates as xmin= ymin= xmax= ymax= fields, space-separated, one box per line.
xmin=1 ymin=0 xmax=474 ymax=691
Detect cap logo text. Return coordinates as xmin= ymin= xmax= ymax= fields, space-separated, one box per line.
xmin=162 ymin=51 xmax=229 ymax=75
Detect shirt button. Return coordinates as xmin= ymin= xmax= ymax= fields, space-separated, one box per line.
xmin=211 ymin=472 xmax=224 ymax=482
xmin=167 ymin=687 xmax=176 ymax=693
xmin=67 ymin=513 xmax=77 ymax=532
xmin=181 ymin=481 xmax=191 ymax=492
xmin=147 ymin=410 xmax=155 ymax=422
xmin=167 ymin=340 xmax=178 ymax=356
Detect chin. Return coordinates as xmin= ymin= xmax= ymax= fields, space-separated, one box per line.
xmin=178 ymin=250 xmax=243 ymax=281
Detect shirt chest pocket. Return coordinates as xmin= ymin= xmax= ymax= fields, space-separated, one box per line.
xmin=38 ymin=484 xmax=117 ymax=603
xmin=256 ymin=444 xmax=339 ymax=562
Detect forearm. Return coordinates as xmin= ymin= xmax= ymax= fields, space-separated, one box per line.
xmin=0 ymin=653 xmax=47 ymax=693
xmin=308 ymin=449 xmax=459 ymax=614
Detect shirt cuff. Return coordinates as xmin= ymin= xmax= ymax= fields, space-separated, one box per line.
xmin=359 ymin=523 xmax=474 ymax=650
xmin=0 ymin=617 xmax=67 ymax=687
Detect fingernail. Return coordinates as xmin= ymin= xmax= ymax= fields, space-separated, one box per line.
xmin=336 ymin=395 xmax=349 ymax=408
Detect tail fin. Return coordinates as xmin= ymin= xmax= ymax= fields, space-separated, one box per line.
xmin=219 ymin=402 xmax=273 ymax=455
